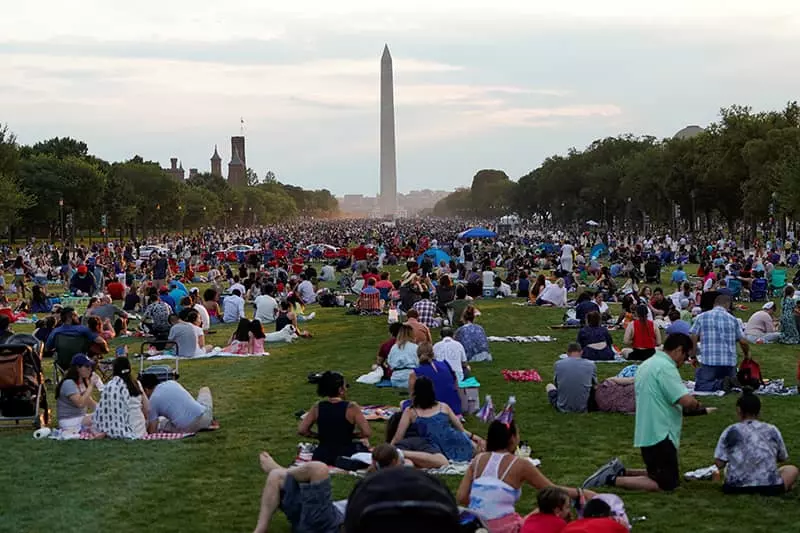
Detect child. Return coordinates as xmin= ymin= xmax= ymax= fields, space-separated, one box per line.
xmin=520 ymin=487 xmax=571 ymax=533
xmin=224 ymin=318 xmax=252 ymax=354
xmin=249 ymin=319 xmax=266 ymax=354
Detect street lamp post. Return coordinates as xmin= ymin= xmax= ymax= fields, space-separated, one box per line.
xmin=59 ymin=198 xmax=64 ymax=245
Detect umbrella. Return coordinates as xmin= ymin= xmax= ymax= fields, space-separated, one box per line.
xmin=586 ymin=220 xmax=600 ymax=227
xmin=459 ymin=227 xmax=497 ymax=239
xmin=417 ymin=247 xmax=451 ymax=266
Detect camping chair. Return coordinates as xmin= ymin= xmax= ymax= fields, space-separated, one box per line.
xmin=52 ymin=334 xmax=92 ymax=385
xmin=749 ymin=277 xmax=768 ymax=302
xmin=727 ymin=279 xmax=743 ymax=300
xmin=771 ymin=269 xmax=787 ymax=297
xmin=0 ymin=343 xmax=47 ymax=429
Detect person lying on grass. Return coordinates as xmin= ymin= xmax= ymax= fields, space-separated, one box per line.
xmin=297 ymin=371 xmax=371 ymax=466
xmin=714 ymin=388 xmax=799 ymax=496
xmin=458 ymin=420 xmax=597 ymax=533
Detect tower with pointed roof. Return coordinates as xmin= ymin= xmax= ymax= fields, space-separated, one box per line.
xmin=210 ymin=145 xmax=222 ymax=177
xmin=379 ymin=44 xmax=398 ymax=217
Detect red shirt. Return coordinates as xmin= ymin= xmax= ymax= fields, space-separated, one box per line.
xmin=352 ymin=246 xmax=369 ymax=261
xmin=378 ymin=337 xmax=396 ymax=362
xmin=375 ymin=280 xmax=393 ymax=290
xmin=363 ymin=273 xmax=380 ymax=283
xmin=562 ymin=518 xmax=628 ymax=533
xmin=107 ymin=281 xmax=125 ymax=301
xmin=521 ymin=513 xmax=566 ymax=533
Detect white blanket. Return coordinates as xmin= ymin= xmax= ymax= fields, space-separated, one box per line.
xmin=558 ymin=353 xmax=627 ymax=363
xmin=488 ymin=335 xmax=556 ymax=343
xmin=146 ymin=350 xmax=268 ymax=361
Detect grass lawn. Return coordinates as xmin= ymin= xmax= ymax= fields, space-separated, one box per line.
xmin=3 ymin=272 xmax=800 ymax=532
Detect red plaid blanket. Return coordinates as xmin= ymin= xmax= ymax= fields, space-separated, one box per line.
xmin=74 ymin=430 xmax=195 ymax=440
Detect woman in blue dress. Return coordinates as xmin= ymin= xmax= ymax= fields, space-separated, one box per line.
xmin=409 ymin=342 xmax=462 ymax=415
xmin=391 ymin=376 xmax=481 ymax=463
xmin=387 ymin=324 xmax=419 ymax=388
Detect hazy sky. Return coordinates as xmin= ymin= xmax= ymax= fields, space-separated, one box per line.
xmin=2 ymin=1 xmax=799 ymax=195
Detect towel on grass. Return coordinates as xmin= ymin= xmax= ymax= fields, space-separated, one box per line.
xmin=502 ymin=369 xmax=542 ymax=382
xmin=146 ymin=350 xmax=268 ymax=361
xmin=488 ymin=335 xmax=556 ymax=343
xmin=558 ymin=353 xmax=627 ymax=363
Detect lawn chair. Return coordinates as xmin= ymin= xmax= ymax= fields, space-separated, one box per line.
xmin=770 ymin=269 xmax=787 ymax=297
xmin=52 ymin=334 xmax=91 ymax=385
xmin=0 ymin=343 xmax=48 ymax=429
xmin=749 ymin=278 xmax=768 ymax=302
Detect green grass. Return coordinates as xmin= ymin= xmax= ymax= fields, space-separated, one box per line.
xmin=3 ymin=274 xmax=800 ymax=532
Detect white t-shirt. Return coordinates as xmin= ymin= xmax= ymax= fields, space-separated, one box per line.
xmin=254 ymin=294 xmax=278 ymax=323
xmin=194 ymin=303 xmax=210 ymax=331
xmin=297 ymin=280 xmax=316 ymax=305
xmin=230 ymin=283 xmax=246 ymax=296
xmin=433 ymin=337 xmax=467 ymax=382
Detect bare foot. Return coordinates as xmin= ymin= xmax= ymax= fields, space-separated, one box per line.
xmin=259 ymin=451 xmax=281 ymax=474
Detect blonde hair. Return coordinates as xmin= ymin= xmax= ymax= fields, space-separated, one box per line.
xmin=417 ymin=342 xmax=434 ymax=364
xmin=396 ymin=324 xmax=415 ymax=348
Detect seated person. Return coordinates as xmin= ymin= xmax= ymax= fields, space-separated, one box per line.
xmin=577 ymin=311 xmax=615 ymax=361
xmin=169 ymin=308 xmax=208 ymax=357
xmin=390 ymin=377 xmax=478 ymax=463
xmin=377 ymin=322 xmax=401 ymax=378
xmin=520 ymin=487 xmax=572 ymax=533
xmin=297 ymin=371 xmax=371 ymax=466
xmin=623 ymin=305 xmax=660 ymax=361
xmin=454 ymin=306 xmax=492 ymax=363
xmin=546 ymin=343 xmax=597 ymax=413
xmin=411 ymin=293 xmax=441 ymax=329
xmin=649 ymin=287 xmax=672 ymax=318
xmin=55 ymin=354 xmax=98 ymax=431
xmin=69 ymin=264 xmax=96 ymax=295
xmin=409 ymin=342 xmax=461 ymax=416
xmin=536 ymin=278 xmax=567 ymax=307
xmin=46 ymin=306 xmax=109 ymax=355
xmin=561 ymin=497 xmax=628 ymax=533
xmin=459 ymin=421 xmax=594 ymax=533
xmin=275 ymin=299 xmax=311 ymax=338
xmin=30 ymin=285 xmax=53 ymax=314
xmin=493 ymin=276 xmax=512 ymax=297
xmin=573 ymin=292 xmax=600 ymax=326
xmin=140 ymin=373 xmax=214 ymax=433
xmin=93 ymin=356 xmax=149 ymax=439
xmin=387 ymin=325 xmax=419 ymax=388
xmin=714 ymin=389 xmax=798 ymax=496
xmin=252 ymin=446 xmax=440 ymax=533
xmin=594 ymin=292 xmax=612 ymax=322
xmin=141 ymin=292 xmax=173 ymax=339
xmin=85 ymin=294 xmax=129 ymax=336
xmin=744 ymin=302 xmax=781 ymax=344
xmin=222 ymin=288 xmax=245 ymax=323
xmin=671 ymin=265 xmax=688 ymax=285
xmin=665 ymin=309 xmax=691 ymax=336
xmin=355 ymin=277 xmax=382 ymax=314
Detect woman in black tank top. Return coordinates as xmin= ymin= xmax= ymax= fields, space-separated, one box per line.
xmin=297 ymin=371 xmax=371 ymax=465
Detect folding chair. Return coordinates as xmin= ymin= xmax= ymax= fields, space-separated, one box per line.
xmin=52 ymin=335 xmax=91 ymax=385
xmin=770 ymin=269 xmax=787 ymax=297
xmin=727 ymin=279 xmax=743 ymax=300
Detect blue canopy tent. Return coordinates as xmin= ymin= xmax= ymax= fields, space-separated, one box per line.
xmin=459 ymin=227 xmax=497 ymax=239
xmin=590 ymin=243 xmax=608 ymax=260
xmin=417 ymin=247 xmax=451 ymax=266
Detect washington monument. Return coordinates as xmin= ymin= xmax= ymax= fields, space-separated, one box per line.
xmin=379 ymin=44 xmax=398 ymax=217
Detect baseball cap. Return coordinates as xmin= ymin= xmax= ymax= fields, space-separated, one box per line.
xmin=77 ymin=265 xmax=88 ymax=274
xmin=71 ymin=354 xmax=95 ymax=367
xmin=763 ymin=302 xmax=775 ymax=310
xmin=159 ymin=286 xmax=169 ymax=293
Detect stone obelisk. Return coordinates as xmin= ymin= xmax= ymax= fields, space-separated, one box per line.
xmin=379 ymin=44 xmax=397 ymax=217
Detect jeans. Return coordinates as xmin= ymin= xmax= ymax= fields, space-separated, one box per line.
xmin=694 ymin=365 xmax=736 ymax=392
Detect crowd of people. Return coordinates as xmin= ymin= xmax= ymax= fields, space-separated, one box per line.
xmin=11 ymin=219 xmax=800 ymax=532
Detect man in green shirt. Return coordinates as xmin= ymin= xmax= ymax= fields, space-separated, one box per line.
xmin=582 ymin=333 xmax=715 ymax=491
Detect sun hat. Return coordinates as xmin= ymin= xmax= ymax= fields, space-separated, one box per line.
xmin=762 ymin=302 xmax=775 ymax=310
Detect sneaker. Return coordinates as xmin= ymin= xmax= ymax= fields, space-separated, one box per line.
xmin=722 ymin=375 xmax=742 ymax=394
xmin=305 ymin=312 xmax=316 ymax=321
xmin=335 ymin=456 xmax=370 ymax=472
xmin=582 ymin=457 xmax=623 ymax=488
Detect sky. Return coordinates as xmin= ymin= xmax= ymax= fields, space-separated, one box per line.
xmin=2 ymin=1 xmax=800 ymax=195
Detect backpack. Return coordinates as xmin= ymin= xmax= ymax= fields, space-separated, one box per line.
xmin=317 ymin=290 xmax=336 ymax=308
xmin=738 ymin=358 xmax=763 ymax=389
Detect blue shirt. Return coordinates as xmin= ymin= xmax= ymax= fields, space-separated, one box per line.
xmin=671 ymin=270 xmax=687 ymax=284
xmin=160 ymin=294 xmax=177 ymax=313
xmin=665 ymin=320 xmax=691 ymax=336
xmin=46 ymin=324 xmax=100 ymax=350
xmin=690 ymin=306 xmax=743 ymax=367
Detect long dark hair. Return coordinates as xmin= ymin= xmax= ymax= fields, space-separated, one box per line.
xmin=412 ymin=376 xmax=437 ymax=409
xmin=55 ymin=365 xmax=88 ymax=398
xmin=113 ymin=357 xmax=141 ymax=397
xmin=250 ymin=319 xmax=265 ymax=339
xmin=32 ymin=285 xmax=47 ymax=304
xmin=232 ymin=318 xmax=251 ymax=342
xmin=486 ymin=420 xmax=517 ymax=452
xmin=636 ymin=304 xmax=649 ymax=327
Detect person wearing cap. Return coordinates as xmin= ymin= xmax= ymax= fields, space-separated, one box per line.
xmin=159 ymin=285 xmax=177 ymax=313
xmin=55 ymin=353 xmax=98 ymax=431
xmin=744 ymin=302 xmax=781 ymax=344
xmin=251 ymin=445 xmax=406 ymax=533
xmin=69 ymin=264 xmax=97 ymax=296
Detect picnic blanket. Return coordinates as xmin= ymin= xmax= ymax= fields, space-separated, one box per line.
xmin=502 ymin=369 xmax=542 ymax=382
xmin=684 ymin=379 xmax=798 ymax=397
xmin=45 ymin=429 xmax=195 ymax=440
xmin=558 ymin=353 xmax=627 ymax=363
xmin=361 ymin=405 xmax=400 ymax=421
xmin=488 ymin=335 xmax=556 ymax=343
xmin=146 ymin=350 xmax=268 ymax=361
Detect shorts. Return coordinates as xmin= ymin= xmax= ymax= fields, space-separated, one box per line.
xmin=395 ymin=436 xmax=439 ymax=455
xmin=641 ymin=437 xmax=680 ymax=491
xmin=723 ymin=484 xmax=786 ymax=496
xmin=281 ymin=476 xmax=344 ymax=533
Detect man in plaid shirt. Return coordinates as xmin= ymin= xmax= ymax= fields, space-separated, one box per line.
xmin=412 ymin=293 xmax=441 ymax=329
xmin=690 ymin=294 xmax=750 ymax=392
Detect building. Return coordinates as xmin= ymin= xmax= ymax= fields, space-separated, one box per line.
xmin=231 ymin=136 xmax=246 ymax=169
xmin=210 ymin=145 xmax=222 ymax=177
xmin=338 ymin=189 xmax=451 ymax=217
xmin=164 ymin=157 xmax=185 ymax=180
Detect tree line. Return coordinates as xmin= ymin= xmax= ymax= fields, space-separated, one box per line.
xmin=0 ymin=125 xmax=339 ymax=241
xmin=435 ymin=102 xmax=800 ymax=237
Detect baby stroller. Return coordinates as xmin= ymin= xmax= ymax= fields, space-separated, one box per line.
xmin=0 ymin=334 xmax=48 ymax=429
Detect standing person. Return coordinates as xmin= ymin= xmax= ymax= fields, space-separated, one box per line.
xmin=690 ymin=294 xmax=750 ymax=392
xmin=582 ymin=333 xmax=714 ymax=492
xmin=545 ymin=343 xmax=597 ymax=413
xmin=433 ymin=327 xmax=469 ymax=383
xmin=560 ymin=241 xmax=574 ymax=273
xmin=778 ymin=285 xmax=800 ymax=344
xmin=623 ymin=304 xmax=660 ymax=361
xmin=714 ymin=389 xmax=799 ymax=495
xmin=744 ymin=302 xmax=781 ymax=344
xmin=152 ymin=253 xmax=169 ymax=289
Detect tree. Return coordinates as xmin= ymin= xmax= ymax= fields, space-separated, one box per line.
xmin=246 ymin=168 xmax=260 ymax=187
xmin=264 ymin=170 xmax=277 ymax=184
